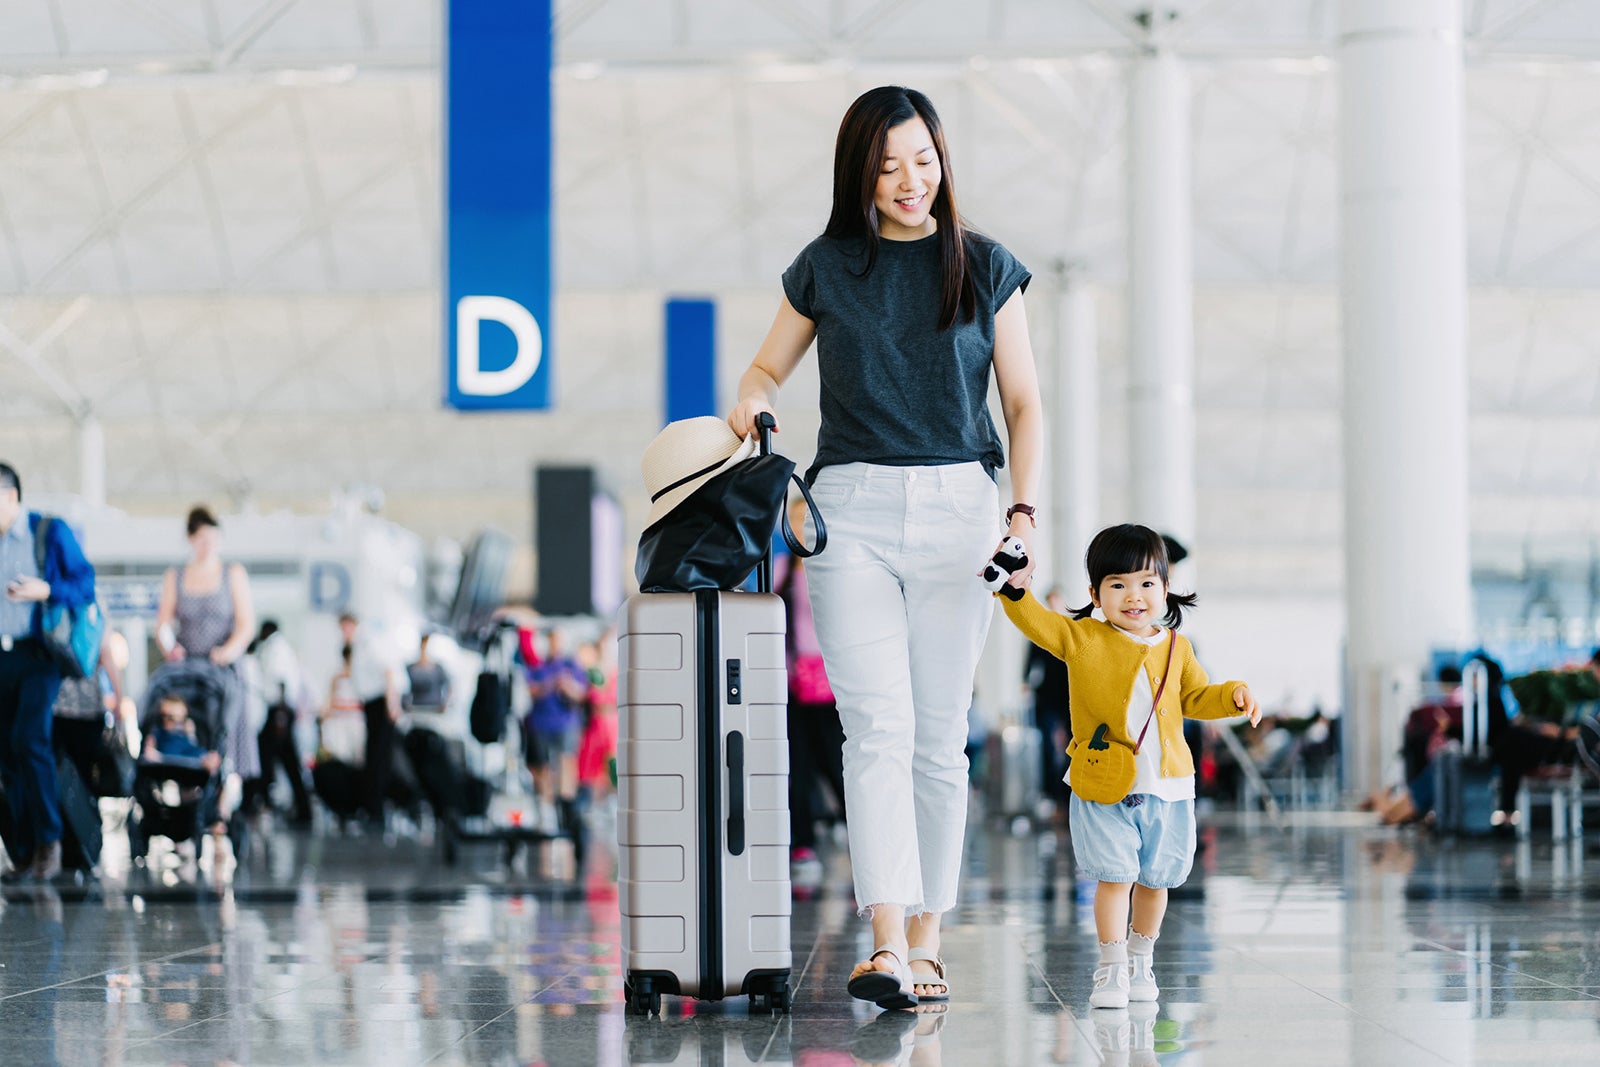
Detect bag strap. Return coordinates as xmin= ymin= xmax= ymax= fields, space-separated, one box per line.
xmin=33 ymin=514 xmax=52 ymax=575
xmin=30 ymin=515 xmax=54 ymax=632
xmin=1132 ymin=630 xmax=1179 ymax=755
xmin=781 ymin=475 xmax=827 ymax=559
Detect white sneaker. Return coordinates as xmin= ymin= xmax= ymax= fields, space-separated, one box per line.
xmin=1090 ymin=960 xmax=1131 ymax=1009
xmin=1127 ymin=953 xmax=1159 ymax=1001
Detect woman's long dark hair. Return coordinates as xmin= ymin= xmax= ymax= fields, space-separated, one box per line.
xmin=823 ymin=85 xmax=975 ymax=330
xmin=1071 ymin=524 xmax=1198 ymax=630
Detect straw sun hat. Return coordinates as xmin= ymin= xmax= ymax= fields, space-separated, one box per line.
xmin=641 ymin=416 xmax=758 ymax=530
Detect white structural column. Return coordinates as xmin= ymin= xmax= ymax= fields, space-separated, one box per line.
xmin=1339 ymin=0 xmax=1473 ymax=798
xmin=1053 ymin=272 xmax=1099 ymax=595
xmin=1127 ymin=50 xmax=1196 ymax=553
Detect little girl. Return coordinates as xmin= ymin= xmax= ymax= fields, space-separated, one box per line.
xmin=998 ymin=524 xmax=1259 ymax=1008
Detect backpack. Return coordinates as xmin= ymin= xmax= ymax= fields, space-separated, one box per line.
xmin=33 ymin=515 xmax=105 ymax=680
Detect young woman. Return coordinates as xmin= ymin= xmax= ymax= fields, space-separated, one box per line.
xmin=727 ymin=85 xmax=1043 ymax=1008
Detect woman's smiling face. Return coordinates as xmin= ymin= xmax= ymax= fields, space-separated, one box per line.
xmin=873 ymin=115 xmax=941 ymax=240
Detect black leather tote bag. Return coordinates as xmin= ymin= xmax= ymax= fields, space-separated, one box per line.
xmin=635 ymin=453 xmax=823 ymax=593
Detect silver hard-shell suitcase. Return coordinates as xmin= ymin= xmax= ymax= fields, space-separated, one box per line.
xmin=618 ymin=588 xmax=793 ymax=1014
xmin=618 ymin=413 xmax=824 ymax=1016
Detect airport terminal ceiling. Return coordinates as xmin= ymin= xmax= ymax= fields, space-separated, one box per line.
xmin=0 ymin=0 xmax=1598 ymax=596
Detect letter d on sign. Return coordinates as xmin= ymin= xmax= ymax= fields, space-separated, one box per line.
xmin=456 ymin=295 xmax=543 ymax=397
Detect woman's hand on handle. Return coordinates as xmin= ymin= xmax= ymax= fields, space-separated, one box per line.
xmin=727 ymin=396 xmax=778 ymax=439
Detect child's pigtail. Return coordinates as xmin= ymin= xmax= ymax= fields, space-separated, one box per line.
xmin=1069 ymin=603 xmax=1096 ymax=620
xmin=1164 ymin=591 xmax=1198 ymax=629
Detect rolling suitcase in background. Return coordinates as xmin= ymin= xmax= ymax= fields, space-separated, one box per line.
xmin=1436 ymin=660 xmax=1498 ymax=837
xmin=617 ymin=413 xmax=823 ymax=1017
xmin=56 ymin=756 xmax=102 ymax=871
xmin=985 ymin=717 xmax=1043 ymax=821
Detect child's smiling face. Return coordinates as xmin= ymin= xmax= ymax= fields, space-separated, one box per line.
xmin=1092 ymin=567 xmax=1167 ymax=637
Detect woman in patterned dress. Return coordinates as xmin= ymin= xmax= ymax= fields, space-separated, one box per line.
xmin=155 ymin=506 xmax=260 ymax=833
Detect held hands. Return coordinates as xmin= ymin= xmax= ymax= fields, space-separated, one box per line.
xmin=165 ymin=644 xmax=187 ymax=663
xmin=4 ymin=577 xmax=50 ymax=603
xmin=208 ymin=647 xmax=234 ymax=667
xmin=977 ymin=520 xmax=1037 ymax=598
xmin=980 ymin=536 xmax=1029 ymax=599
xmin=1002 ymin=518 xmax=1037 ymax=590
xmin=727 ymin=396 xmax=778 ymax=439
xmin=1234 ymin=685 xmax=1261 ymax=727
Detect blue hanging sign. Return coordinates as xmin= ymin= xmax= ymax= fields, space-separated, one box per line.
xmin=445 ymin=0 xmax=553 ymax=411
xmin=665 ymin=298 xmax=717 ymax=424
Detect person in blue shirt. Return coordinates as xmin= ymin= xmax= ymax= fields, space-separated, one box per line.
xmin=0 ymin=462 xmax=97 ymax=883
xmin=524 ymin=628 xmax=589 ymax=834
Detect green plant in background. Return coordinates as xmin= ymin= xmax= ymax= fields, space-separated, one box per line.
xmin=1508 ymin=668 xmax=1600 ymax=724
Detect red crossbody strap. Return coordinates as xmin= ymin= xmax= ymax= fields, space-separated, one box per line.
xmin=1133 ymin=630 xmax=1178 ymax=755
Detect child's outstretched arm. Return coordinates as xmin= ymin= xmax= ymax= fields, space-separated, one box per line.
xmin=998 ymin=588 xmax=1090 ymax=663
xmin=1176 ymin=636 xmax=1260 ymax=725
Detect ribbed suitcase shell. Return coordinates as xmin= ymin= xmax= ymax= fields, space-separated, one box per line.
xmin=617 ymin=589 xmax=793 ymax=1011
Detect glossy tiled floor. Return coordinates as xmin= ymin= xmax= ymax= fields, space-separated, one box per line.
xmin=4 ymin=805 xmax=1600 ymax=1066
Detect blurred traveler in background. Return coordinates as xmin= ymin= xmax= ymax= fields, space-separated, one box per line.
xmin=247 ymin=620 xmax=313 ymax=826
xmin=575 ymin=637 xmax=617 ymax=810
xmin=155 ymin=506 xmax=260 ymax=809
xmin=1499 ymin=651 xmax=1595 ymax=824
xmin=775 ymin=495 xmax=846 ymax=890
xmin=320 ymin=643 xmax=365 ymax=760
xmin=339 ymin=611 xmax=406 ymax=828
xmin=0 ymin=462 xmax=97 ymax=882
xmin=52 ymin=629 xmax=131 ymax=801
xmin=1370 ymin=665 xmax=1462 ymax=825
xmin=525 ymin=628 xmax=587 ymax=834
xmin=405 ymin=631 xmax=451 ymax=718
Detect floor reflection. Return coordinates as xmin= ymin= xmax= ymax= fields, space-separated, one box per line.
xmin=3 ymin=811 xmax=1600 ymax=1064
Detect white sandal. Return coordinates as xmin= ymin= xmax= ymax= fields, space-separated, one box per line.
xmin=847 ymin=944 xmax=920 ymax=1010
xmin=907 ymin=948 xmax=950 ymax=1001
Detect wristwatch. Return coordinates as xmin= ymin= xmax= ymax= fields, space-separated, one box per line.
xmin=1006 ymin=503 xmax=1036 ymax=527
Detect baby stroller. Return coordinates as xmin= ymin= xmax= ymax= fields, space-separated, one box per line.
xmin=128 ymin=660 xmax=248 ymax=865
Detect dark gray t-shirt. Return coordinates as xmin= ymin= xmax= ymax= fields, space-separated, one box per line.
xmin=782 ymin=231 xmax=1030 ymax=483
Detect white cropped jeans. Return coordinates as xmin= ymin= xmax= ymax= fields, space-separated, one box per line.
xmin=802 ymin=461 xmax=1000 ymax=916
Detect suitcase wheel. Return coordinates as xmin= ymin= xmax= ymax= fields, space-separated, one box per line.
xmin=623 ymin=979 xmax=661 ymax=1016
xmin=749 ymin=980 xmax=791 ymax=1014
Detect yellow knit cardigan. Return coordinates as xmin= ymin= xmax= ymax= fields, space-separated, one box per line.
xmin=1002 ymin=590 xmax=1247 ymax=781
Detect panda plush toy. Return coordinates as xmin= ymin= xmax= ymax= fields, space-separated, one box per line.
xmin=981 ymin=537 xmax=1028 ymax=601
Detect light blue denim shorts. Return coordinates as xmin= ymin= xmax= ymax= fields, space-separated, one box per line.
xmin=1069 ymin=794 xmax=1197 ymax=888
